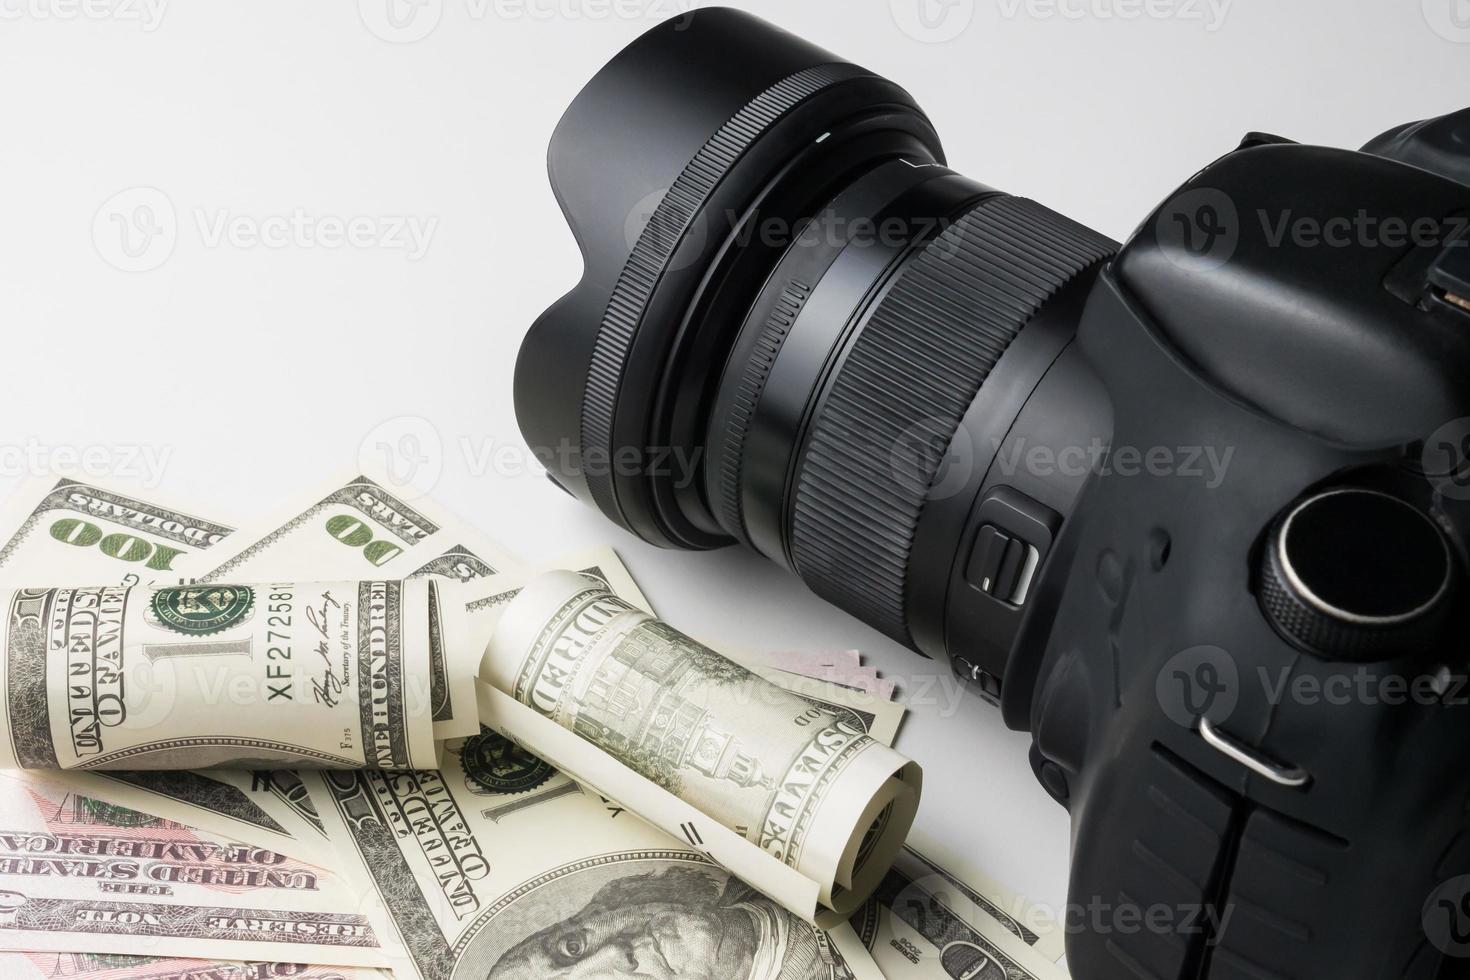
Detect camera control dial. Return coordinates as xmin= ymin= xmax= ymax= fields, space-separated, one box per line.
xmin=1258 ymin=487 xmax=1455 ymax=660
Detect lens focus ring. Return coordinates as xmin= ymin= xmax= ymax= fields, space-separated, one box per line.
xmin=790 ymin=196 xmax=1117 ymax=642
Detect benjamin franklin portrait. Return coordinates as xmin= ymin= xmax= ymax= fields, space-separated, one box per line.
xmin=484 ymin=865 xmax=847 ymax=980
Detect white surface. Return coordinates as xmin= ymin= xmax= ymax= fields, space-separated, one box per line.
xmin=2 ymin=0 xmax=1468 ymax=931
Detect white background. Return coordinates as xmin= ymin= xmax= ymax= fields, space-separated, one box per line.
xmin=2 ymin=0 xmax=1468 ymax=932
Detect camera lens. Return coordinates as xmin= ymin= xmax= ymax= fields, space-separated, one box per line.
xmin=517 ymin=8 xmax=1116 ymax=675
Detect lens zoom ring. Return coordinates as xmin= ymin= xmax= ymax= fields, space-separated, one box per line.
xmin=791 ymin=196 xmax=1118 ymax=642
xmin=580 ymin=63 xmax=867 ymax=522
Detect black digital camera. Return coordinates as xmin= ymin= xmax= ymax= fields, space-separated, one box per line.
xmin=515 ymin=9 xmax=1470 ymax=976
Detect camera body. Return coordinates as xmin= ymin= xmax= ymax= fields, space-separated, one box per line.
xmin=1012 ymin=138 xmax=1470 ymax=977
xmin=516 ymin=9 xmax=1470 ymax=975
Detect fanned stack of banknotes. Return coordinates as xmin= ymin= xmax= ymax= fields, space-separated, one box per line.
xmin=0 ymin=472 xmax=1070 ymax=980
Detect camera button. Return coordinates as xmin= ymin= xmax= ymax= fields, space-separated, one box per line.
xmin=965 ymin=524 xmax=1040 ymax=606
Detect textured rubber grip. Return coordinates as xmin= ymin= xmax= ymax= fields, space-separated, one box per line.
xmin=790 ymin=195 xmax=1118 ymax=643
xmin=713 ymin=279 xmax=812 ymax=541
xmin=580 ymin=63 xmax=867 ymax=523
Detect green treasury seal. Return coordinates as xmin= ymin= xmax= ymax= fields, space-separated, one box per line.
xmin=460 ymin=728 xmax=556 ymax=795
xmin=150 ymin=585 xmax=255 ymax=635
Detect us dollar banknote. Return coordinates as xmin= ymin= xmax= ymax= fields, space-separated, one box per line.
xmin=850 ymin=848 xmax=1067 ymax=980
xmin=0 ymin=953 xmax=391 ymax=980
xmin=482 ymin=570 xmax=921 ymax=920
xmin=303 ymin=678 xmax=897 ymax=980
xmin=0 ymin=482 xmax=340 ymax=858
xmin=0 ymin=771 xmax=386 ymax=967
xmin=196 ymin=471 xmax=520 ymax=739
xmin=0 ymin=477 xmax=235 ymax=586
xmin=196 ymin=471 xmax=516 ymax=585
xmin=0 ymin=580 xmax=440 ymax=770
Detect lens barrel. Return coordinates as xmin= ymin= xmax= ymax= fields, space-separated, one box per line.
xmin=518 ymin=8 xmax=1117 ymax=678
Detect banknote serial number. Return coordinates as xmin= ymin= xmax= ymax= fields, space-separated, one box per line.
xmin=264 ymin=589 xmax=296 ymax=701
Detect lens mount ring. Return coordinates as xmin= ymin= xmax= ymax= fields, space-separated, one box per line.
xmin=789 ymin=196 xmax=1118 ymax=643
xmin=579 ymin=62 xmax=871 ymax=525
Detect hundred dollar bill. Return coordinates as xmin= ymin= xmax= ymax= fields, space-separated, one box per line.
xmin=0 ymin=482 xmax=348 ymax=859
xmin=850 ymin=849 xmax=1068 ymax=980
xmin=464 ymin=546 xmax=650 ymax=621
xmin=0 ymin=477 xmax=235 ymax=586
xmin=0 ymin=580 xmax=440 ymax=770
xmin=302 ymin=681 xmax=895 ymax=980
xmin=899 ymin=831 xmax=1065 ymax=964
xmin=0 ymin=952 xmax=391 ymax=980
xmin=481 ymin=571 xmax=921 ymax=921
xmin=29 ymin=769 xmax=325 ymax=866
xmin=0 ymin=482 xmax=338 ymax=857
xmin=197 ymin=472 xmax=519 ymax=738
xmin=197 ymin=472 xmax=517 ymax=584
xmin=0 ymin=771 xmax=386 ymax=967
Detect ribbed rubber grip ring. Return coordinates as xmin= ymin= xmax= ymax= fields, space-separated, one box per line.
xmin=713 ymin=279 xmax=812 ymax=541
xmin=580 ymin=63 xmax=868 ymax=523
xmin=790 ymin=196 xmax=1118 ymax=642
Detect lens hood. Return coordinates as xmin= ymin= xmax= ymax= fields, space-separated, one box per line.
xmin=516 ymin=7 xmax=942 ymax=547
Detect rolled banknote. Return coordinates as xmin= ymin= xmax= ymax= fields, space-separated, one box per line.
xmin=480 ymin=570 xmax=922 ymax=925
xmin=0 ymin=580 xmax=451 ymax=770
